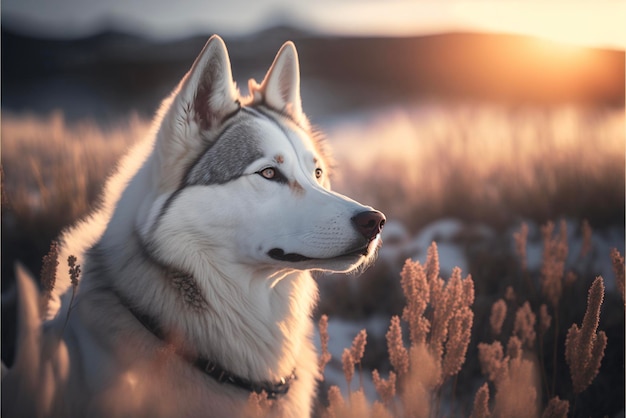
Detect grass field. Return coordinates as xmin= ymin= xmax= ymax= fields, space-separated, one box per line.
xmin=1 ymin=103 xmax=624 ymax=417
xmin=327 ymin=103 xmax=625 ymax=231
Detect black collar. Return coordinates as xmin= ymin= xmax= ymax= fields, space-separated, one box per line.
xmin=120 ymin=292 xmax=296 ymax=399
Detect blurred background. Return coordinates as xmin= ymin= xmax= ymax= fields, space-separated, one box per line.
xmin=2 ymin=1 xmax=625 ymax=121
xmin=1 ymin=1 xmax=624 ymax=416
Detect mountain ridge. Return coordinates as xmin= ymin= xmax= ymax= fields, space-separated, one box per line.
xmin=2 ymin=26 xmax=623 ymax=121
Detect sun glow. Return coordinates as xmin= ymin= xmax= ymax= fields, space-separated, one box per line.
xmin=302 ymin=1 xmax=625 ymax=50
xmin=449 ymin=1 xmax=626 ymax=49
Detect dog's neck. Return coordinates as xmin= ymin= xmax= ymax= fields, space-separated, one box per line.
xmin=112 ymin=277 xmax=298 ymax=399
xmin=85 ymin=227 xmax=319 ymax=386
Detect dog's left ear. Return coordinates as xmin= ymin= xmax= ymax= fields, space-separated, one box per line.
xmin=255 ymin=42 xmax=306 ymax=126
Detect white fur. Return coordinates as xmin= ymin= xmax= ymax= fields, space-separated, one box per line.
xmin=2 ymin=35 xmax=384 ymax=418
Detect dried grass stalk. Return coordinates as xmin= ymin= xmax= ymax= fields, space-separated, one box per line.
xmin=402 ymin=343 xmax=440 ymax=418
xmin=493 ymin=354 xmax=539 ymax=418
xmin=400 ymin=259 xmax=430 ymax=345
xmin=541 ymin=396 xmax=569 ymax=418
xmin=540 ymin=220 xmax=569 ymax=307
xmin=506 ymin=336 xmax=523 ymax=361
xmin=442 ymin=306 xmax=473 ymax=378
xmin=40 ymin=241 xmax=59 ymax=318
xmin=372 ymin=369 xmax=396 ymax=405
xmin=539 ymin=304 xmax=552 ymax=336
xmin=470 ymin=383 xmax=491 ymax=418
xmin=489 ymin=299 xmax=507 ymax=336
xmin=386 ymin=315 xmax=409 ymax=377
xmin=371 ymin=401 xmax=394 ymax=418
xmin=565 ymin=276 xmax=607 ymax=394
xmin=504 ymin=286 xmax=516 ymax=303
xmin=67 ymin=255 xmax=81 ymax=287
xmin=478 ymin=341 xmax=505 ymax=383
xmin=341 ymin=348 xmax=354 ymax=389
xmin=350 ymin=329 xmax=367 ymax=365
xmin=318 ymin=314 xmax=332 ymax=377
xmin=513 ymin=301 xmax=536 ymax=349
xmin=325 ymin=385 xmax=345 ymax=418
xmin=480 ymin=340 xmax=539 ymax=417
xmin=610 ymin=248 xmax=625 ymax=304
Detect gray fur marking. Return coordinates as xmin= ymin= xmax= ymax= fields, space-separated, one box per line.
xmin=185 ymin=122 xmax=263 ymax=185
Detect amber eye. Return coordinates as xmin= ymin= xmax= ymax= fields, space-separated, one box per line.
xmin=257 ymin=167 xmax=288 ymax=183
xmin=315 ymin=168 xmax=323 ymax=179
xmin=260 ymin=167 xmax=276 ymax=179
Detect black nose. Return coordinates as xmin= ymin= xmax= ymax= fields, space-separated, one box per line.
xmin=351 ymin=210 xmax=386 ymax=241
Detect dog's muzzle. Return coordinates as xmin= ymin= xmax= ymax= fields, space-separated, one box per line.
xmin=267 ymin=210 xmax=385 ymax=263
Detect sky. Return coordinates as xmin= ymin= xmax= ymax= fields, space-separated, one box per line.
xmin=2 ymin=0 xmax=625 ymax=49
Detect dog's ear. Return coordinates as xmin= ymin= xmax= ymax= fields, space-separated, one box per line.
xmin=156 ymin=35 xmax=239 ymax=190
xmin=173 ymin=35 xmax=239 ymax=131
xmin=257 ymin=41 xmax=306 ymax=125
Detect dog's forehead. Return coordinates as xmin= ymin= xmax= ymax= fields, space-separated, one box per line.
xmin=183 ymin=112 xmax=318 ymax=186
xmin=247 ymin=113 xmax=318 ymax=162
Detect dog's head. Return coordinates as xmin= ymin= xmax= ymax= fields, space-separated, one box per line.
xmin=139 ymin=36 xmax=384 ymax=275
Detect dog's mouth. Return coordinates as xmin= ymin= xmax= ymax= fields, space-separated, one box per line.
xmin=268 ymin=244 xmax=370 ymax=263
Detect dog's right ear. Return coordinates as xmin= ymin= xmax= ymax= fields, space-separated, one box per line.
xmin=171 ymin=35 xmax=239 ymax=132
xmin=156 ymin=35 xmax=240 ymax=190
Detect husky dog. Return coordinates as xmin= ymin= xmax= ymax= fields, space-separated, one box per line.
xmin=2 ymin=36 xmax=385 ymax=417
